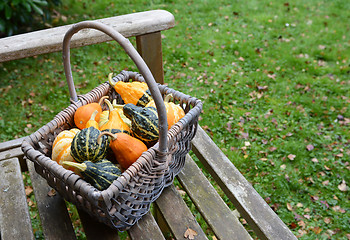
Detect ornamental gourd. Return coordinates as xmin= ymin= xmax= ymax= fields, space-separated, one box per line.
xmin=52 ymin=128 xmax=80 ymax=170
xmin=96 ymin=96 xmax=110 ymax=129
xmin=108 ymin=73 xmax=152 ymax=107
xmin=99 ymin=131 xmax=148 ymax=170
xmin=62 ymin=159 xmax=122 ymax=190
xmin=112 ymin=99 xmax=132 ymax=128
xmin=70 ymin=126 xmax=110 ymax=163
xmin=123 ymin=103 xmax=159 ymax=146
xmin=74 ymin=102 xmax=102 ymax=130
xmin=145 ymin=94 xmax=185 ymax=130
xmin=99 ymin=99 xmax=131 ymax=135
xmin=85 ymin=110 xmax=99 ymax=129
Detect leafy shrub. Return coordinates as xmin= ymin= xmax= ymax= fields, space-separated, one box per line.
xmin=0 ymin=0 xmax=61 ymax=37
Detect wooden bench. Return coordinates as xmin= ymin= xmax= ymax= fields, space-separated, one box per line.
xmin=0 ymin=10 xmax=297 ymax=240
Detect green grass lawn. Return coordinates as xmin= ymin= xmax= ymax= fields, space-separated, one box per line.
xmin=1 ymin=0 xmax=349 ymax=239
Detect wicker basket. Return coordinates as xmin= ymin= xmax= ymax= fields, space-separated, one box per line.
xmin=21 ymin=21 xmax=202 ymax=231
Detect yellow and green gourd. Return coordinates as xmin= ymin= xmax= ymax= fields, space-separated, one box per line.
xmin=70 ymin=126 xmax=110 ymax=163
xmin=62 ymin=159 xmax=122 ymax=190
xmin=99 ymin=99 xmax=131 ymax=135
xmin=108 ymin=73 xmax=152 ymax=107
xmin=123 ymin=103 xmax=159 ymax=146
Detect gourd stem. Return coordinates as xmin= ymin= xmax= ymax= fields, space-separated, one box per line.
xmin=104 ymin=98 xmax=114 ymax=112
xmin=164 ymin=93 xmax=173 ymax=103
xmin=90 ymin=110 xmax=99 ymax=121
xmin=108 ymin=72 xmax=117 ymax=87
xmin=62 ymin=161 xmax=87 ymax=172
xmin=112 ymin=99 xmax=124 ymax=109
xmin=98 ymin=131 xmax=118 ymax=142
xmin=98 ymin=95 xmax=109 ymax=106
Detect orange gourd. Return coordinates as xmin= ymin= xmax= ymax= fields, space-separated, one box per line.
xmin=99 ymin=131 xmax=147 ymax=170
xmin=108 ymin=73 xmax=152 ymax=106
xmin=100 ymin=99 xmax=131 ymax=134
xmin=52 ymin=128 xmax=80 ymax=171
xmin=146 ymin=94 xmax=185 ymax=130
xmin=74 ymin=103 xmax=102 ymax=130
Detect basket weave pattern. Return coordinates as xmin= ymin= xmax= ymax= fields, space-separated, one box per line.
xmin=22 ymin=70 xmax=202 ymax=230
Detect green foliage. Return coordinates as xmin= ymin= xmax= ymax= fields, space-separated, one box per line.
xmin=0 ymin=0 xmax=61 ymax=36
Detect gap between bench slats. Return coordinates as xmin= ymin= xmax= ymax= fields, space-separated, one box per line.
xmin=155 ymin=184 xmax=208 ymax=240
xmin=27 ymin=159 xmax=77 ymax=240
xmin=0 ymin=157 xmax=34 ymax=240
xmin=177 ymin=154 xmax=252 ymax=240
xmin=191 ymin=126 xmax=297 ymax=240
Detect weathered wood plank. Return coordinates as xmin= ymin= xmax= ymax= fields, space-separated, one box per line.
xmin=155 ymin=184 xmax=208 ymax=240
xmin=128 ymin=212 xmax=165 ymax=240
xmin=191 ymin=126 xmax=297 ymax=240
xmin=177 ymin=155 xmax=252 ymax=240
xmin=0 ymin=146 xmax=24 ymax=161
xmin=27 ymin=159 xmax=77 ymax=240
xmin=136 ymin=31 xmax=164 ymax=84
xmin=0 ymin=137 xmax=25 ymax=152
xmin=78 ymin=209 xmax=120 ymax=240
xmin=0 ymin=158 xmax=34 ymax=240
xmin=0 ymin=10 xmax=175 ymax=63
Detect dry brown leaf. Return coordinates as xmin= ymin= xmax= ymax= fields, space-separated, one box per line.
xmin=47 ymin=188 xmax=57 ymax=197
xmin=287 ymin=203 xmax=293 ymax=211
xmin=311 ymin=226 xmax=322 ymax=234
xmin=338 ymin=179 xmax=348 ymax=192
xmin=25 ymin=186 xmax=33 ymax=196
xmin=324 ymin=217 xmax=331 ymax=224
xmin=184 ymin=227 xmax=198 ymax=240
xmin=288 ymin=154 xmax=296 ymax=160
xmin=306 ymin=144 xmax=314 ymax=151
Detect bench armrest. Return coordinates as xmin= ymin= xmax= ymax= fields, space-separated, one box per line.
xmin=0 ymin=10 xmax=174 ymax=63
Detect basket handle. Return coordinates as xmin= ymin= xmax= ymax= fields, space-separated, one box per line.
xmin=62 ymin=21 xmax=168 ymax=154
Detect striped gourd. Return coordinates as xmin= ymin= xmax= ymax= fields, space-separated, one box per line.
xmin=62 ymin=159 xmax=122 ymax=190
xmin=108 ymin=73 xmax=152 ymax=107
xmin=70 ymin=126 xmax=110 ymax=163
xmin=123 ymin=103 xmax=159 ymax=146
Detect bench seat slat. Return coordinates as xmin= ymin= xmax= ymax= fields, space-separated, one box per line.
xmin=155 ymin=185 xmax=208 ymax=240
xmin=177 ymin=155 xmax=253 ymax=240
xmin=0 ymin=10 xmax=175 ymax=63
xmin=0 ymin=158 xmax=34 ymax=240
xmin=27 ymin=160 xmax=77 ymax=239
xmin=191 ymin=126 xmax=297 ymax=240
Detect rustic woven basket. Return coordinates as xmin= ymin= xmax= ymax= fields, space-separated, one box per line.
xmin=21 ymin=21 xmax=202 ymax=231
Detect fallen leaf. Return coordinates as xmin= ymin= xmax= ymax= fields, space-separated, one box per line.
xmin=287 ymin=203 xmax=293 ymax=211
xmin=298 ymin=220 xmax=306 ymax=228
xmin=322 ymin=180 xmax=330 ymax=186
xmin=338 ymin=179 xmax=348 ymax=192
xmin=184 ymin=227 xmax=198 ymax=240
xmin=48 ymin=188 xmax=57 ymax=197
xmin=311 ymin=226 xmax=322 ymax=234
xmin=25 ymin=186 xmax=33 ymax=196
xmin=306 ymin=144 xmax=314 ymax=151
xmin=324 ymin=217 xmax=331 ymax=224
xmin=269 ymin=146 xmax=277 ymax=152
xmin=288 ymin=154 xmax=296 ymax=160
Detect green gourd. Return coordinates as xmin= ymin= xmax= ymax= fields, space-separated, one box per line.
xmin=123 ymin=103 xmax=159 ymax=146
xmin=70 ymin=126 xmax=110 ymax=163
xmin=62 ymin=159 xmax=122 ymax=190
